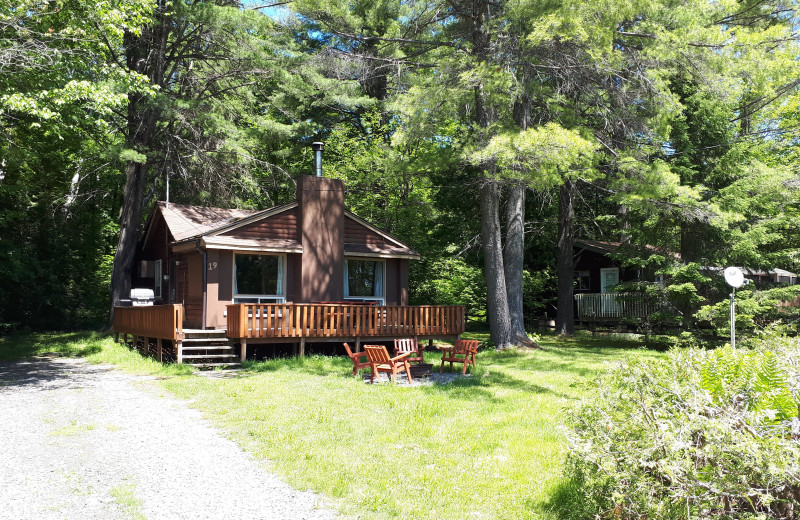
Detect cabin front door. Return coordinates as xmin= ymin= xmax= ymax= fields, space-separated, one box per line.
xmin=600 ymin=268 xmax=619 ymax=293
xmin=168 ymin=259 xmax=178 ymax=303
xmin=600 ymin=268 xmax=620 ymax=316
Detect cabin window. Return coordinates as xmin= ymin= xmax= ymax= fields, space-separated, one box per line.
xmin=573 ymin=270 xmax=590 ymax=291
xmin=344 ymin=259 xmax=384 ymax=304
xmin=233 ymin=254 xmax=285 ymax=304
xmin=154 ymin=259 xmax=162 ymax=299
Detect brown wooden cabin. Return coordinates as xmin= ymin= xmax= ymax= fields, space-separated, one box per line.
xmin=134 ymin=175 xmax=419 ymax=329
xmin=572 ymin=239 xmax=661 ymax=322
xmin=116 ymin=173 xmax=465 ymax=365
xmin=573 ymin=239 xmax=644 ymax=294
xmin=572 ymin=239 xmax=800 ymax=323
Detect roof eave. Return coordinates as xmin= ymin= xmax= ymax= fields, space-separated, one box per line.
xmin=344 ymin=250 xmax=420 ymax=260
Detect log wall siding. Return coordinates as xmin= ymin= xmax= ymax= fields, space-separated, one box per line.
xmin=113 ymin=304 xmax=184 ymax=341
xmin=222 ymin=208 xmax=298 ymax=240
xmin=227 ymin=304 xmax=465 ymax=339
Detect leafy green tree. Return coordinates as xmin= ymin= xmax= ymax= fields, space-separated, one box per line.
xmin=109 ymin=0 xmax=307 ymax=319
xmin=0 ymin=0 xmax=153 ymax=328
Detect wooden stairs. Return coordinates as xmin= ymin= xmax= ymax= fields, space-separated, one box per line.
xmin=179 ymin=329 xmax=241 ymax=369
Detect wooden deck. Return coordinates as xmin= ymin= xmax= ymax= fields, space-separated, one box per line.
xmin=574 ymin=293 xmax=657 ymax=320
xmin=227 ymin=303 xmax=465 ymax=356
xmin=113 ymin=303 xmax=465 ymax=362
xmin=113 ymin=304 xmax=184 ymax=362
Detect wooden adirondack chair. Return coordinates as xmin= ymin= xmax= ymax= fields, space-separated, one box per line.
xmin=364 ymin=345 xmax=413 ymax=384
xmin=393 ymin=338 xmax=425 ymax=364
xmin=440 ymin=339 xmax=479 ymax=375
xmin=343 ymin=342 xmax=370 ymax=376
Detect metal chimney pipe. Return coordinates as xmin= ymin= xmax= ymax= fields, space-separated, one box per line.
xmin=311 ymin=142 xmax=324 ymax=177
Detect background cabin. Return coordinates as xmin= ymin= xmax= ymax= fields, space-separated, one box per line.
xmin=573 ymin=239 xmax=640 ymax=296
xmin=132 ymin=175 xmax=419 ymax=330
xmin=572 ymin=239 xmax=799 ymax=324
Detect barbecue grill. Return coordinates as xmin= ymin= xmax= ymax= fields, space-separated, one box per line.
xmin=129 ymin=288 xmax=155 ymax=306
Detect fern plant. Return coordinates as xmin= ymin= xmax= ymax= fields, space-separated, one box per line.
xmin=563 ymin=333 xmax=800 ymax=519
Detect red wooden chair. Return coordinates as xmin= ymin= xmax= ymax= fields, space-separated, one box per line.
xmin=343 ymin=342 xmax=370 ymax=376
xmin=440 ymin=339 xmax=479 ymax=375
xmin=364 ymin=345 xmax=413 ymax=384
xmin=393 ymin=338 xmax=425 ymax=364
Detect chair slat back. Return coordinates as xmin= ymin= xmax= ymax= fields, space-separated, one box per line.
xmin=394 ymin=338 xmax=418 ymax=355
xmin=365 ymin=345 xmax=392 ymax=364
xmin=454 ymin=339 xmax=479 ymax=355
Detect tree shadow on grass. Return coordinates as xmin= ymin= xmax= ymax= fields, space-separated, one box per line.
xmin=0 ymin=331 xmax=103 ymax=362
xmin=482 ymin=346 xmax=661 ymax=378
xmin=416 ymin=369 xmax=572 ymax=403
xmin=538 ymin=473 xmax=599 ymax=520
xmin=242 ymin=355 xmax=343 ymax=378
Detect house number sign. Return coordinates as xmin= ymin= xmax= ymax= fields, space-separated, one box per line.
xmin=208 ymin=261 xmax=218 ymax=271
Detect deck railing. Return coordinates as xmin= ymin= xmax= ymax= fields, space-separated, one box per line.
xmin=227 ymin=303 xmax=465 ymax=339
xmin=574 ymin=293 xmax=657 ymax=320
xmin=113 ymin=304 xmax=185 ymax=341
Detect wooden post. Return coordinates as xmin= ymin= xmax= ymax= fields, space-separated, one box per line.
xmin=299 ymin=338 xmax=305 ymax=357
xmin=355 ymin=337 xmax=361 ymax=352
xmin=115 ymin=331 xmax=120 ymax=343
xmin=176 ymin=340 xmax=183 ymax=364
xmin=156 ymin=338 xmax=163 ymax=362
xmin=240 ymin=339 xmax=247 ymax=362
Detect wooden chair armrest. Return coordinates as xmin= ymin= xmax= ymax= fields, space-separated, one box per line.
xmin=351 ymin=352 xmax=369 ymax=360
xmin=390 ymin=352 xmax=412 ymax=362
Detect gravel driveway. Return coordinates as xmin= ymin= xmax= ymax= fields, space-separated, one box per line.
xmin=0 ymin=357 xmax=338 ymax=520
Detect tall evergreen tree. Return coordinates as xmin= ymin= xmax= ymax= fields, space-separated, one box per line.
xmin=109 ymin=1 xmax=302 ymax=320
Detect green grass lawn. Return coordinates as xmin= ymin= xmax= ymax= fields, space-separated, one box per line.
xmin=0 ymin=331 xmax=665 ymax=519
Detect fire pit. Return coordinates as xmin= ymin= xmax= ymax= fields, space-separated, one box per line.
xmin=408 ymin=363 xmax=433 ymax=379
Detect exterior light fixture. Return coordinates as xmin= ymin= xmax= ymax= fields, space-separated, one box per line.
xmin=723 ymin=266 xmax=747 ymax=348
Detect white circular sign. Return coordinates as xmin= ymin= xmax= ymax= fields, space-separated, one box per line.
xmin=724 ymin=267 xmax=745 ymax=288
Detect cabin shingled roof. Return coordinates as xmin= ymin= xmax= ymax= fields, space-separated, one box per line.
xmin=575 ymin=238 xmax=679 ymax=259
xmin=159 ymin=201 xmax=258 ymax=242
xmin=153 ymin=200 xmax=419 ymax=259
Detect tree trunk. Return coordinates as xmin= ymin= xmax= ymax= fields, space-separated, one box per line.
xmin=108 ymin=13 xmax=167 ymax=326
xmin=504 ymin=182 xmax=526 ymax=340
xmin=109 ymin=161 xmax=148 ymax=323
xmin=556 ymin=179 xmax=575 ymax=336
xmin=481 ymin=180 xmax=513 ymax=348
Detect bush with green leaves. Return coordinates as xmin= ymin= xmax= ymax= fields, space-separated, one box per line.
xmin=696 ymin=285 xmax=800 ymax=334
xmin=411 ymin=255 xmax=487 ymax=322
xmin=562 ymin=336 xmax=800 ymax=519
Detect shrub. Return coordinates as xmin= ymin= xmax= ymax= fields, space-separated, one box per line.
xmin=696 ymin=285 xmax=800 ymax=334
xmin=562 ymin=336 xmax=800 ymax=519
xmin=411 ymin=255 xmax=487 ymax=322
